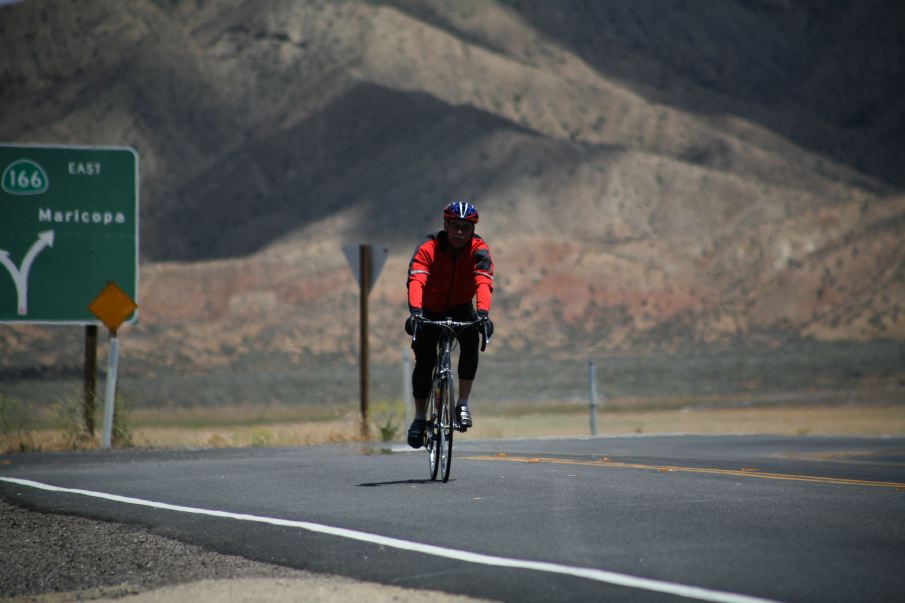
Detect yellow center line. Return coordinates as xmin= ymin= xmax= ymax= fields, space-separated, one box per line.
xmin=460 ymin=455 xmax=905 ymax=489
xmin=779 ymin=451 xmax=905 ymax=468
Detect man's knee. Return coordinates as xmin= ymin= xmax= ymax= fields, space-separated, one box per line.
xmin=458 ymin=351 xmax=479 ymax=381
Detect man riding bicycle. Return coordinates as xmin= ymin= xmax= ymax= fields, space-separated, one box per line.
xmin=405 ymin=201 xmax=495 ymax=448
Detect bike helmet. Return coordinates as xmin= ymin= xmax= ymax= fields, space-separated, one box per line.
xmin=443 ymin=201 xmax=479 ymax=224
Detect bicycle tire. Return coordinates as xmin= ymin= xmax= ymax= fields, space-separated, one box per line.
xmin=439 ymin=374 xmax=455 ymax=482
xmin=427 ymin=380 xmax=442 ymax=481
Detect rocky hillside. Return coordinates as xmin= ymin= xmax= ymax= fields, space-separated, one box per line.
xmin=1 ymin=0 xmax=903 ymax=375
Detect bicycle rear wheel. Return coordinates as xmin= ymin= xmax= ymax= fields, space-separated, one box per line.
xmin=427 ymin=380 xmax=442 ymax=480
xmin=439 ymin=376 xmax=455 ymax=482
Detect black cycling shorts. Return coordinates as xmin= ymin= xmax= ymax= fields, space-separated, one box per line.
xmin=411 ymin=304 xmax=479 ymax=400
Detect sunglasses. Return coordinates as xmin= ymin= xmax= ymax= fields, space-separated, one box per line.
xmin=445 ymin=221 xmax=475 ymax=232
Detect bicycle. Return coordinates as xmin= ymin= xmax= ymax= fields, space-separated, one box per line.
xmin=411 ymin=317 xmax=490 ymax=483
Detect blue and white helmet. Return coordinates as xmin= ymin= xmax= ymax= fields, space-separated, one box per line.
xmin=443 ymin=201 xmax=479 ymax=224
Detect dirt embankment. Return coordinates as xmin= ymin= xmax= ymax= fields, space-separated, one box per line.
xmin=0 ymin=500 xmax=489 ymax=603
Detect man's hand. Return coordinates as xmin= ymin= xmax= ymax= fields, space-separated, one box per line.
xmin=405 ymin=309 xmax=423 ymax=336
xmin=477 ymin=309 xmax=493 ymax=339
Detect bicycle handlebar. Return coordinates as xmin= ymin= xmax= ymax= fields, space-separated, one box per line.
xmin=412 ymin=317 xmax=491 ymax=352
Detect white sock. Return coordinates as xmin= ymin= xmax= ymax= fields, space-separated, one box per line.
xmin=458 ymin=399 xmax=468 ymax=407
xmin=415 ymin=411 xmax=426 ymax=420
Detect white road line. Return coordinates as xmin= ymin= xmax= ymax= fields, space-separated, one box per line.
xmin=1 ymin=477 xmax=780 ymax=603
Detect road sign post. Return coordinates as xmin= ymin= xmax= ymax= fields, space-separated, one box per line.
xmin=83 ymin=325 xmax=98 ymax=436
xmin=101 ymin=336 xmax=120 ymax=449
xmin=342 ymin=244 xmax=389 ymax=440
xmin=88 ymin=281 xmax=138 ymax=449
xmin=359 ymin=245 xmax=371 ymax=438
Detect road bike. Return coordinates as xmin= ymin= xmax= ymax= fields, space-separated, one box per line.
xmin=411 ymin=317 xmax=489 ymax=483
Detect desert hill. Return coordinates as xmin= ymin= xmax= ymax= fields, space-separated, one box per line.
xmin=0 ymin=0 xmax=903 ymax=400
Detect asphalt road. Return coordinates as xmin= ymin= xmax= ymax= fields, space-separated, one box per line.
xmin=2 ymin=434 xmax=904 ymax=602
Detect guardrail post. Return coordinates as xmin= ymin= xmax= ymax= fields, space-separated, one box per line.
xmin=402 ymin=348 xmax=411 ymax=436
xmin=589 ymin=360 xmax=598 ymax=436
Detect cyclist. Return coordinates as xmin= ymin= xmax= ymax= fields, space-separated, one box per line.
xmin=405 ymin=201 xmax=495 ymax=448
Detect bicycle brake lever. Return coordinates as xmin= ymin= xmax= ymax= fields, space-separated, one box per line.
xmin=411 ymin=319 xmax=420 ymax=348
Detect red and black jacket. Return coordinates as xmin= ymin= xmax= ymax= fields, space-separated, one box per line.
xmin=407 ymin=231 xmax=494 ymax=315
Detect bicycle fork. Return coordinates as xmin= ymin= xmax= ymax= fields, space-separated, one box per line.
xmin=438 ymin=340 xmax=456 ymax=431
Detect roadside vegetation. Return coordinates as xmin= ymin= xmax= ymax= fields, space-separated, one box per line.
xmin=2 ymin=341 xmax=902 ymax=453
xmin=3 ymin=392 xmax=903 ymax=454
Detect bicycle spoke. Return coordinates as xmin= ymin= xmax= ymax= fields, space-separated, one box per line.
xmin=441 ymin=375 xmax=455 ymax=482
xmin=427 ymin=379 xmax=442 ymax=481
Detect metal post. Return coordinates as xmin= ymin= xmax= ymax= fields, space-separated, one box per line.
xmin=403 ymin=348 xmax=412 ymax=433
xmin=101 ymin=333 xmax=120 ymax=449
xmin=359 ymin=244 xmax=371 ymax=439
xmin=588 ymin=360 xmax=598 ymax=436
xmin=83 ymin=325 xmax=98 ymax=436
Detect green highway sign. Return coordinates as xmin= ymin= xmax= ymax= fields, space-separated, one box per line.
xmin=0 ymin=144 xmax=139 ymax=324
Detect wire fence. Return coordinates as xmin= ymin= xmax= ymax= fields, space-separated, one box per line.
xmin=2 ymin=340 xmax=903 ymax=414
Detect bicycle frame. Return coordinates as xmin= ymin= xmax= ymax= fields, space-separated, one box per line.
xmin=412 ymin=317 xmax=485 ymax=482
xmin=416 ymin=317 xmax=484 ymax=396
xmin=433 ymin=326 xmax=455 ymax=391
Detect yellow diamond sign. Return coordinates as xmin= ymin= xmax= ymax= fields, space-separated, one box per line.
xmin=88 ymin=281 xmax=137 ymax=333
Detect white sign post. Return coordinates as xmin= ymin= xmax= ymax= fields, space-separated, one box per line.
xmin=88 ymin=282 xmax=138 ymax=449
xmin=102 ymin=337 xmax=120 ymax=448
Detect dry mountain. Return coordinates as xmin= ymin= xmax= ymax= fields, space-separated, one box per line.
xmin=1 ymin=0 xmax=903 ymax=385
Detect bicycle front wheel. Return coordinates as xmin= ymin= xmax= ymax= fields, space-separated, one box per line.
xmin=439 ymin=375 xmax=455 ymax=482
xmin=427 ymin=381 xmax=442 ymax=481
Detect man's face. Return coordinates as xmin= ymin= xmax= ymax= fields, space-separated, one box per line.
xmin=444 ymin=219 xmax=474 ymax=250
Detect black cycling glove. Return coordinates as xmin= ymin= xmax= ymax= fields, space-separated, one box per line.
xmin=477 ymin=309 xmax=493 ymax=339
xmin=405 ymin=309 xmax=423 ymax=335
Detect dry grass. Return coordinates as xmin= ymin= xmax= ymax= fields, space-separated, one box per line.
xmin=3 ymin=402 xmax=903 ymax=453
xmin=131 ymin=415 xmax=367 ymax=449
xmin=461 ymin=404 xmax=905 ymax=441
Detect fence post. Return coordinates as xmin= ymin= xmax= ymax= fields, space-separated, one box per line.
xmin=588 ymin=360 xmax=598 ymax=436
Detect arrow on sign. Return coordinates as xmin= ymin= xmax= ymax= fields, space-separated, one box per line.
xmin=0 ymin=230 xmax=55 ymax=315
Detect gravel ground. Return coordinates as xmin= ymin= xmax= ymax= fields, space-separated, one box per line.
xmin=0 ymin=500 xmax=488 ymax=602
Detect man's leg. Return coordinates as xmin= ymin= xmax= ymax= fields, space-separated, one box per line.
xmin=458 ymin=379 xmax=473 ymax=400
xmin=409 ymin=328 xmax=438 ymax=448
xmin=455 ymin=379 xmax=474 ymax=429
xmin=408 ymin=395 xmax=429 ymax=449
xmin=455 ymin=308 xmax=481 ymax=430
xmin=414 ymin=397 xmax=427 ymax=420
